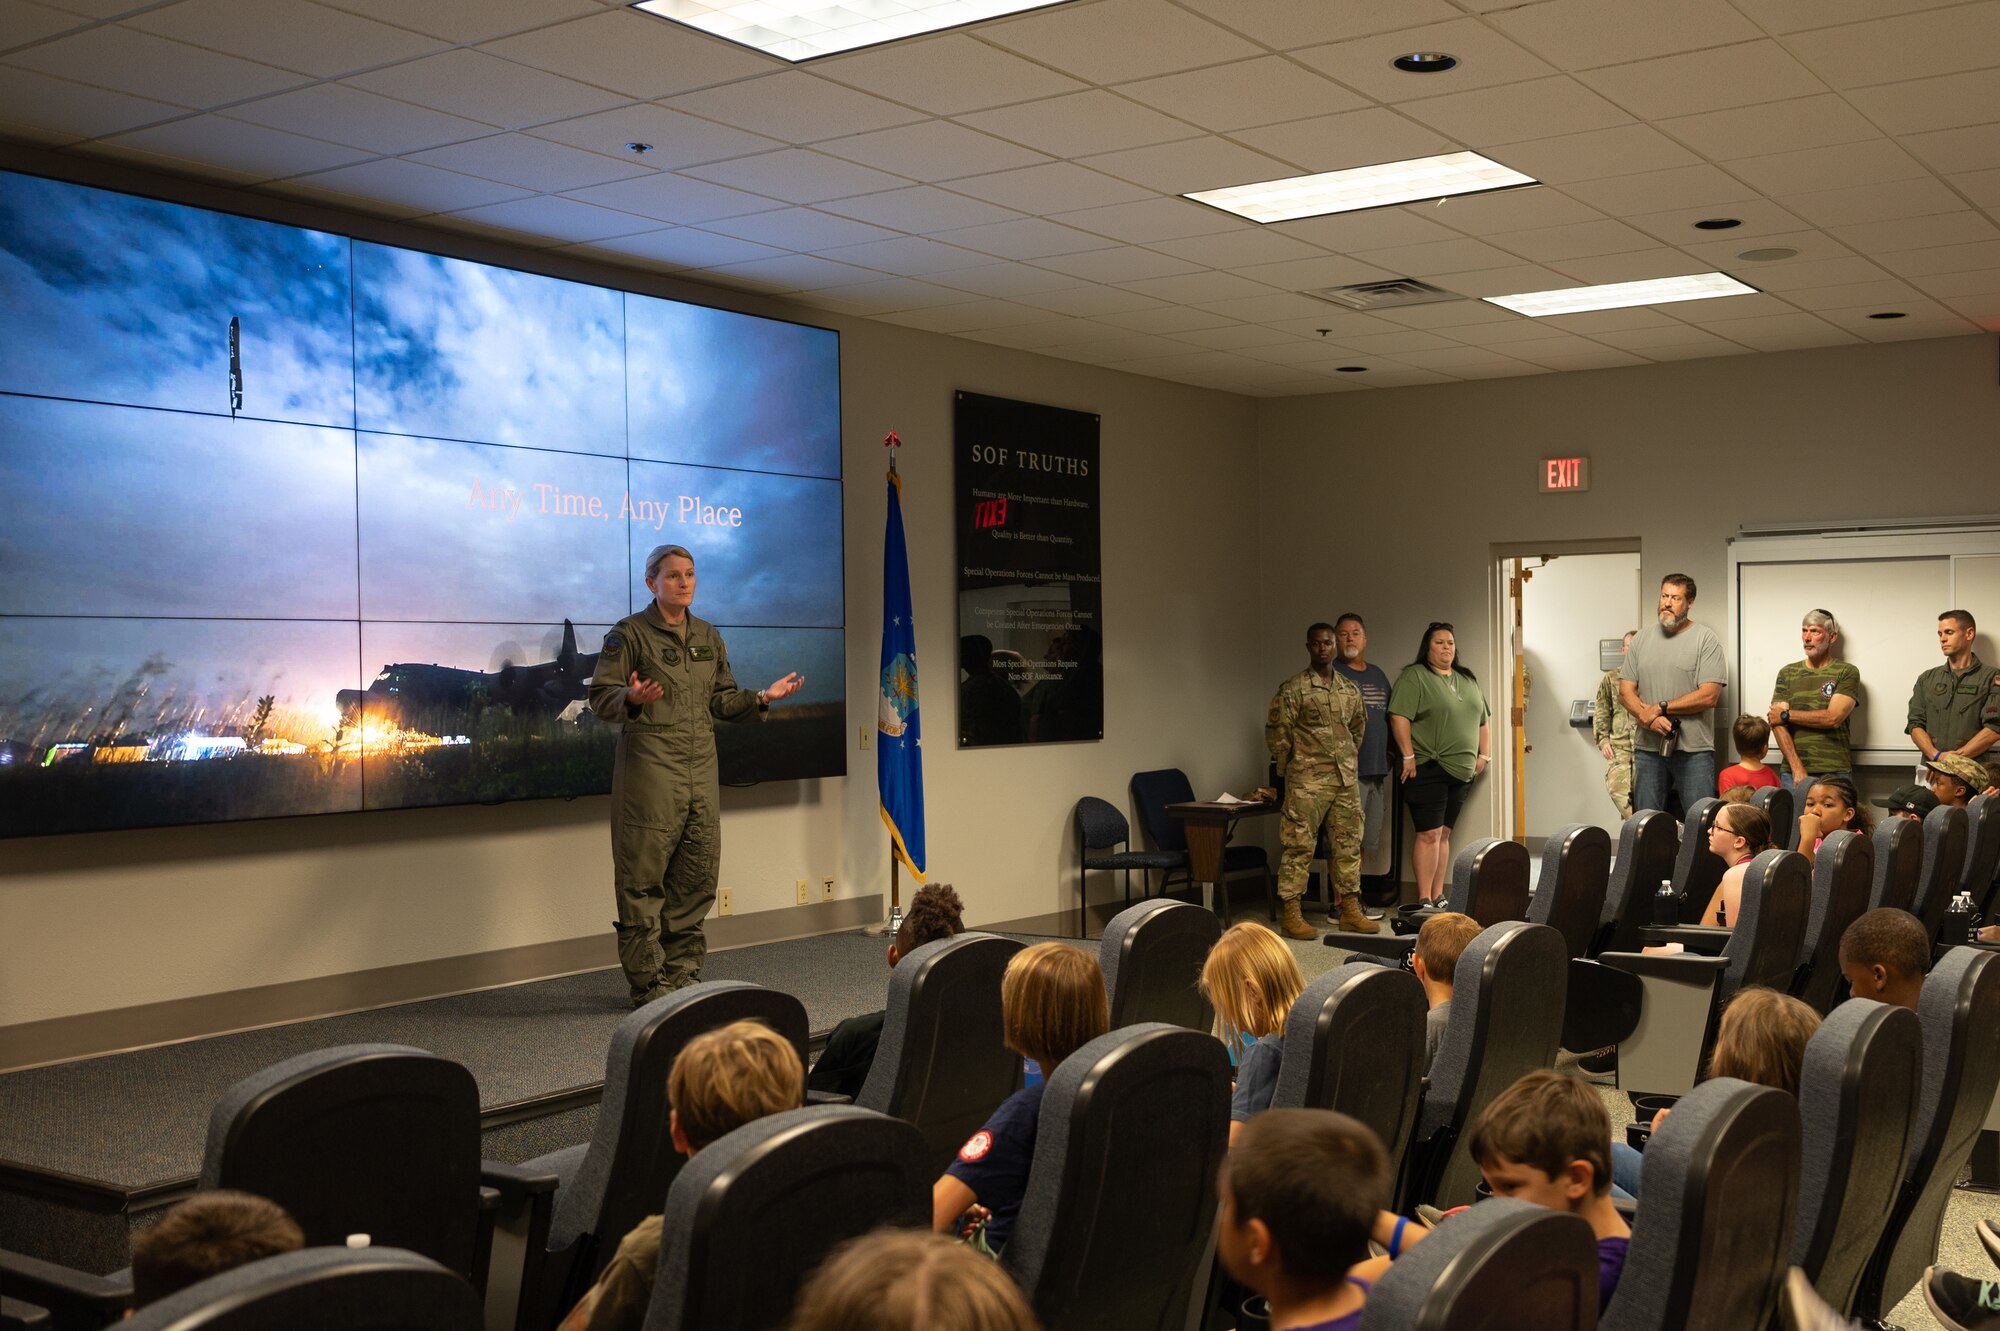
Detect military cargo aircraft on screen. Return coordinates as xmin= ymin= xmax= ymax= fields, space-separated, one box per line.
xmin=336 ymin=620 xmax=599 ymax=726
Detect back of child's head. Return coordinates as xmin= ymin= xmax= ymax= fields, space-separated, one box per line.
xmin=1838 ymin=908 xmax=1930 ymax=985
xmin=1224 ymin=1109 xmax=1388 ymax=1285
xmin=788 ymin=1228 xmax=1038 ymax=1331
xmin=1720 ymin=784 xmax=1756 ymax=804
xmin=1414 ymin=912 xmax=1481 ymax=987
xmin=1708 ymin=987 xmax=1820 ymax=1096
xmin=1001 ymin=941 xmax=1108 ymax=1072
xmin=1809 ymin=775 xmax=1871 ymax=834
xmin=1732 ymin=713 xmax=1771 ymax=760
xmin=1467 ymin=1070 xmax=1613 ymax=1198
xmin=130 ymin=1190 xmax=305 ymax=1308
xmin=1715 ymin=801 xmax=1772 ymax=855
xmin=896 ymin=882 xmax=966 ymax=955
xmin=667 ymin=1018 xmax=805 ymax=1152
xmin=1200 ymin=922 xmax=1305 ymax=1043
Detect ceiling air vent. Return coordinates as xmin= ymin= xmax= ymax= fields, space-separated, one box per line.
xmin=1305 ymin=278 xmax=1464 ymax=311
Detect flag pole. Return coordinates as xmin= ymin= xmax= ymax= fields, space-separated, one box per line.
xmin=882 ymin=431 xmax=907 ymax=939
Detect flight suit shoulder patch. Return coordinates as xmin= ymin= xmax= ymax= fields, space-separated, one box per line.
xmin=601 ymin=630 xmax=624 ymax=656
xmin=689 ymin=644 xmax=715 ymax=661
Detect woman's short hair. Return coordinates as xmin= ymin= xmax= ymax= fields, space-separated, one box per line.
xmin=645 ymin=543 xmax=693 ymax=580
xmin=896 ymin=882 xmax=966 ymax=955
xmin=1001 ymin=942 xmax=1108 ymax=1072
xmin=666 ymin=1019 xmax=805 ymax=1151
xmin=788 ymin=1228 xmax=1039 ymax=1331
xmin=1467 ymin=1069 xmax=1613 ymax=1197
xmin=1707 ymin=987 xmax=1820 ymax=1098
xmin=1200 ymin=922 xmax=1306 ymax=1044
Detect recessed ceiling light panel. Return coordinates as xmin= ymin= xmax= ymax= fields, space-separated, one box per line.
xmin=1737 ymin=246 xmax=1798 ymax=261
xmin=1393 ymin=51 xmax=1457 ymax=72
xmin=1486 ymin=272 xmax=1758 ymax=317
xmin=631 ymin=0 xmax=1076 ymax=61
xmin=1185 ymin=151 xmax=1537 ymax=224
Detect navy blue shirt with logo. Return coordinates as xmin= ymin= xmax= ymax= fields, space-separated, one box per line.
xmin=1334 ymin=660 xmax=1393 ymax=779
xmin=944 ymin=1083 xmax=1045 ymax=1252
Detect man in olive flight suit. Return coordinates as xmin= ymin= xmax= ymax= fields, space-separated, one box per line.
xmin=590 ymin=544 xmax=802 ymax=1006
xmin=1267 ymin=622 xmax=1379 ymax=940
xmin=1594 ymin=630 xmax=1638 ymax=819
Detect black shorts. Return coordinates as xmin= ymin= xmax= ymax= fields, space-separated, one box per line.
xmin=1405 ymin=760 xmax=1472 ymax=832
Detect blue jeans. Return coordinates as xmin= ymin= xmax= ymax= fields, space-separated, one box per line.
xmin=1611 ymin=1141 xmax=1644 ymax=1201
xmin=1633 ymin=748 xmax=1719 ymax=816
xmin=1780 ymin=768 xmax=1850 ymax=794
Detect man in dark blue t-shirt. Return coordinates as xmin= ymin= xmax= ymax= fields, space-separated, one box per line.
xmin=1333 ymin=614 xmax=1393 ymax=859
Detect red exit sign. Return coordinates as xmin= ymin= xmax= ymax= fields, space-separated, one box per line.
xmin=1540 ymin=456 xmax=1590 ymax=492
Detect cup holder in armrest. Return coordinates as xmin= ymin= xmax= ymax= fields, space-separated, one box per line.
xmin=1625 ymin=1123 xmax=1652 ymax=1153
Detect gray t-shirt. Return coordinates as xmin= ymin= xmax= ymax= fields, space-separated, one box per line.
xmin=1230 ymin=1033 xmax=1285 ymax=1123
xmin=1425 ymin=1000 xmax=1450 ymax=1072
xmin=1620 ymin=619 xmax=1728 ymax=755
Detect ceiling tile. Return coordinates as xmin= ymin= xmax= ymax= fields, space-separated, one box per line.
xmin=1365 ymin=299 xmax=1521 ymax=328
xmin=1563 ymin=165 xmax=1760 ymax=216
xmin=526 ymin=105 xmax=784 ymax=170
xmin=1399 ymin=77 xmax=1634 ymax=147
xmin=279 ymin=157 xmax=527 ymax=216
xmin=877 ymin=298 xmax=1057 ymax=333
xmin=1545 ymin=249 xmax=1712 ymax=284
xmin=1911 ymin=267 xmax=2000 ymax=299
xmin=1723 ymin=138 xmax=1926 ymax=197
xmin=1664 ymin=293 xmax=1813 ymax=324
xmin=1783 ymin=4 xmax=2000 ymax=90
xmin=1171 ymin=323 xmax=1302 ymax=350
xmin=412 ymin=133 xmax=653 ymax=192
xmin=103 ymin=113 xmax=371 ymax=180
xmin=1635 ymin=340 xmax=1755 ymax=361
xmin=1080 ymin=136 xmax=1301 ymax=195
xmin=1731 ymin=255 xmax=1889 ymax=292
xmin=568 ymin=171 xmax=785 ymax=224
xmin=1351 ymin=236 xmax=1526 ymax=275
xmin=1233 ymin=107 xmax=1456 ymax=174
xmin=436 ymin=194 xmax=661 ymax=244
xmin=809 ymin=275 xmax=979 ymax=310
xmin=348 ymin=50 xmax=625 ymax=128
xmin=124 ymin=0 xmax=445 ymax=78
xmin=1174 ymin=0 xmax=1464 ymax=51
xmin=0 ymin=65 xmax=179 ymax=142
xmin=1834 ymin=312 xmax=1981 ymax=342
xmin=1031 ymin=245 xmax=1205 ymax=283
xmin=1421 ymin=186 xmax=1606 ymax=234
xmin=1782 ymin=278 xmax=1924 ymax=311
xmin=1574 ymin=41 xmax=1827 ymax=120
xmin=1657 ymin=95 xmax=1883 ymax=161
xmin=663 ymin=72 xmax=925 ymax=144
xmin=1684 ymin=312 xmax=1856 ymax=350
xmin=1291 ymin=18 xmax=1556 ymax=101
xmin=9 ymin=24 xmax=305 ymax=107
xmin=1726 ymin=0 xmax=1961 ymax=35
xmin=1781 ymin=177 xmax=1967 ymax=228
xmin=1832 ymin=211 xmax=2000 ymax=253
xmin=979 ymin=0 xmax=1260 ymax=82
xmin=937 ymin=216 xmax=1123 ymax=261
xmin=1386 ymin=344 xmax=1548 ymax=370
xmin=2 ymin=0 xmax=91 ymax=44
xmin=1424 ymin=262 xmax=1581 ymax=296
xmin=1148 ymin=228 xmax=1328 ymax=268
xmin=681 ymin=149 xmax=911 ymax=204
xmin=1268 ymin=207 xmax=1463 ymax=252
xmin=1331 ymin=328 xmax=1467 ymax=354
xmin=929 ymin=263 xmax=1092 ymax=297
xmin=1228 ymin=255 xmax=1400 ymax=291
xmin=820 ymin=186 xmax=1023 ymax=233
xmin=1489 ymin=218 xmax=1656 ymax=262
xmin=1948 ymin=168 xmax=2000 ymax=211
xmin=944 ymin=161 xmax=1156 ymax=213
xmin=1019 ymin=284 xmax=1167 ymax=316
xmin=1846 ymin=68 xmax=2000 ymax=136
xmin=1094 ymin=305 xmax=1241 ymax=333
xmin=819 ymin=121 xmax=1054 ymax=183
xmin=1900 ymin=123 xmax=2000 ymax=177
xmin=702 ymin=253 xmax=882 ymax=293
xmin=580 ymin=226 xmax=786 ymax=269
xmin=1590 ymin=324 xmax=1738 ymax=350
xmin=813 ymin=234 xmax=988 ymax=274
xmin=957 ymin=90 xmax=1198 ymax=158
xmin=1485 ymin=0 xmax=1761 ymax=69
xmin=811 ymin=33 xmax=1085 ymax=116
xmin=317 ymin=0 xmax=600 ymax=44
xmin=1115 ymin=56 xmax=1367 ymax=131
xmin=1052 ymin=196 xmax=1244 ymax=244
xmin=1876 ymin=240 xmax=2000 ymax=278
xmin=1487 ymin=124 xmax=1699 ymax=184
xmin=1622 ymin=198 xmax=1809 ymax=245
xmin=1940 ymin=293 xmax=2000 ymax=324
xmin=480 ymin=11 xmax=772 ymax=100
xmin=227 ymin=83 xmax=491 ymax=155
xmin=958 ymin=319 xmax=1101 ymax=350
xmin=1679 ymin=227 xmax=1851 ymax=266
xmin=1117 ymin=270 xmax=1282 ymax=303
xmin=695 ymin=206 xmax=899 ymax=249
xmin=1246 ymin=336 xmax=1377 ymax=362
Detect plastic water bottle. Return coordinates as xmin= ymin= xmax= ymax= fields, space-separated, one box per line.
xmin=1944 ymin=891 xmax=1978 ymax=943
xmin=1654 ymin=879 xmax=1677 ymax=926
xmin=346 ymin=1233 xmax=371 ymax=1248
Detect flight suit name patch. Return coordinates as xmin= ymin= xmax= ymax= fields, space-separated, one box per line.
xmin=689 ymin=645 xmax=715 ymax=661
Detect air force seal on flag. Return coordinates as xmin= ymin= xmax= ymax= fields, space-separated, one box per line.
xmin=879 ymin=652 xmax=918 ymax=738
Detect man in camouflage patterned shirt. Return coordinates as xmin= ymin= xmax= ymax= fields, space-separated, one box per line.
xmin=1594 ymin=630 xmax=1637 ymax=819
xmin=1267 ymin=623 xmax=1379 ymax=939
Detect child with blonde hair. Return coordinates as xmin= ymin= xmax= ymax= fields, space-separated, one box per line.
xmin=1200 ymin=922 xmax=1307 ymax=1143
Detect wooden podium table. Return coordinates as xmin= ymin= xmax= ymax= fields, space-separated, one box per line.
xmin=1167 ymin=800 xmax=1277 ymax=917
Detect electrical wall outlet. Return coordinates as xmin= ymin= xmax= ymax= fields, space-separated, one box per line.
xmin=822 ymin=877 xmax=835 ymax=901
xmin=859 ymin=727 xmax=871 ymax=749
xmin=795 ymin=878 xmax=810 ymax=905
xmin=718 ymin=888 xmax=733 ymax=916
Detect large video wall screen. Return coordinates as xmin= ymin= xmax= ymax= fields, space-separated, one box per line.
xmin=0 ymin=171 xmax=846 ymax=838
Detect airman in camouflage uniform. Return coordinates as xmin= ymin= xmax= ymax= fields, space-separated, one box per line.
xmin=589 ymin=545 xmax=801 ymax=1006
xmin=1267 ymin=623 xmax=1379 ymax=939
xmin=1594 ymin=638 xmax=1637 ymax=819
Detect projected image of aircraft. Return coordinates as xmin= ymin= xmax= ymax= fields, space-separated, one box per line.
xmin=336 ymin=619 xmax=599 ymax=726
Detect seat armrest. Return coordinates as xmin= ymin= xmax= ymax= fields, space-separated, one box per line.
xmin=1328 ymin=934 xmax=1417 ymax=959
xmin=0 ymin=1252 xmax=131 ymax=1329
xmin=805 ymin=1089 xmax=853 ymax=1106
xmin=481 ymin=1160 xmax=561 ymax=1201
xmin=1637 ymin=925 xmax=1732 ymax=955
xmin=1598 ymin=951 xmax=1731 ymax=982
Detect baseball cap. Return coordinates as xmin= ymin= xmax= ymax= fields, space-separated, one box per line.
xmin=1926 ymin=752 xmax=1988 ymax=791
xmin=1874 ymin=784 xmax=1939 ymax=816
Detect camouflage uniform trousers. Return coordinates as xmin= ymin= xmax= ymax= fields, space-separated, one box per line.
xmin=1279 ymin=775 xmax=1362 ymax=906
xmin=1604 ymin=737 xmax=1635 ymax=820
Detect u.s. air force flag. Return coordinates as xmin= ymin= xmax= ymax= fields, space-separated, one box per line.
xmin=879 ymin=448 xmax=926 ymax=880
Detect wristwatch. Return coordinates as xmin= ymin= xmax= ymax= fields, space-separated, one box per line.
xmin=1779 ymin=708 xmax=1791 ymax=725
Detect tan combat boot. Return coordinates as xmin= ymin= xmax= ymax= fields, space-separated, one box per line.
xmin=1279 ymin=899 xmax=1318 ymax=940
xmin=1336 ymin=895 xmax=1381 ymax=933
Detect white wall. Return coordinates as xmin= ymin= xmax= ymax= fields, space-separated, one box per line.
xmin=1256 ymin=332 xmax=2000 ymax=848
xmin=0 ymin=160 xmax=1264 ymax=1029
xmin=1519 ymin=552 xmax=1641 ymax=839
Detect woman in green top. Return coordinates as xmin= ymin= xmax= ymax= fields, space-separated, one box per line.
xmin=1388 ymin=623 xmax=1492 ymax=903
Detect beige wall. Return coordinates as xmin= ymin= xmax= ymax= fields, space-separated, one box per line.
xmin=1255 ymin=332 xmax=2000 ymax=845
xmin=0 ymin=152 xmax=1264 ymax=1030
